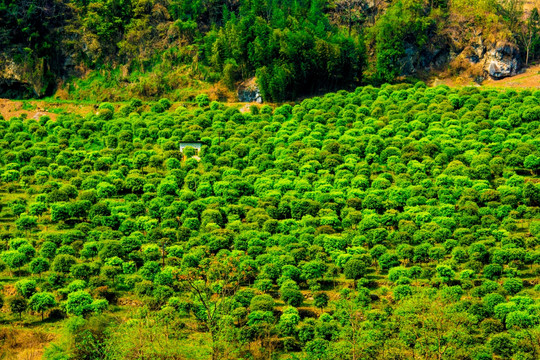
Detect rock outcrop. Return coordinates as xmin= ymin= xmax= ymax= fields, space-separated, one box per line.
xmin=483 ymin=42 xmax=521 ymax=79
xmin=400 ymin=35 xmax=522 ymax=82
xmin=461 ymin=35 xmax=487 ymax=64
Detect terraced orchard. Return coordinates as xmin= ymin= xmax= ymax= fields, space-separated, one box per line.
xmin=1 ymin=84 xmax=540 ymax=360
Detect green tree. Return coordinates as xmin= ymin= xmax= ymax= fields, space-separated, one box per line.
xmin=196 ymin=94 xmax=210 ymax=107
xmin=489 ymin=333 xmax=516 ymax=358
xmin=15 ymin=279 xmax=37 ymax=298
xmin=344 ymin=259 xmax=367 ymax=280
xmin=436 ymin=265 xmax=455 ymax=283
xmin=28 ymin=292 xmax=56 ymax=321
xmin=524 ymin=154 xmax=540 ymax=174
xmin=314 ymin=292 xmax=329 ymax=312
xmin=281 ymin=287 xmax=304 ymax=307
xmin=301 ymin=260 xmax=328 ymax=281
xmin=9 ymin=296 xmax=27 ymax=319
xmin=65 ymin=291 xmax=95 ymax=317
xmin=250 ymin=294 xmax=275 ymax=312
xmin=483 ymin=264 xmax=503 ymax=280
xmin=15 ymin=214 xmax=38 ymax=237
xmin=502 ymin=278 xmax=523 ymax=295
xmin=378 ymin=253 xmax=399 ymax=271
xmin=391 ymin=292 xmax=474 ymax=359
xmin=52 ymin=254 xmax=76 ymax=274
xmin=178 ymin=254 xmax=242 ymax=360
xmin=1 ymin=251 xmax=28 ymax=275
xmin=278 ymin=306 xmax=300 ymax=337
xmin=29 ymin=257 xmax=50 ymax=278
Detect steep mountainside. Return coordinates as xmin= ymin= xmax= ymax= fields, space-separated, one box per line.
xmin=0 ymin=0 xmax=538 ymax=101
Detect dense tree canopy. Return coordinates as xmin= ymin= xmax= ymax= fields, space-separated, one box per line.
xmin=1 ymin=84 xmax=540 ymax=358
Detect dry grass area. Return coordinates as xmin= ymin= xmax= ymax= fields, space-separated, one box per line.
xmin=431 ymin=63 xmax=540 ymax=89
xmin=0 ymin=99 xmax=97 ymax=122
xmin=482 ymin=63 xmax=540 ymax=89
xmin=0 ymin=95 xmax=261 ymax=123
xmin=0 ymin=327 xmax=56 ymax=360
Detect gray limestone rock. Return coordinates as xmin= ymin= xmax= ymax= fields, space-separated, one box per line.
xmin=483 ymin=42 xmax=521 ymax=80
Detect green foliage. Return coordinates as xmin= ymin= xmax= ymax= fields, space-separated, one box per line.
xmin=280 ymin=287 xmax=304 ymax=307
xmin=9 ymin=295 xmax=27 ymax=319
xmin=393 ymin=284 xmax=413 ymax=300
xmin=0 ymin=0 xmax=368 ymax=101
xmin=370 ymin=0 xmax=434 ymax=83
xmin=436 ymin=265 xmax=455 ymax=283
xmin=2 ymin=84 xmax=540 ymax=358
xmin=195 ymin=94 xmax=210 ymax=108
xmin=1 ymin=250 xmax=28 ymax=273
xmin=29 ymin=257 xmax=49 ymax=274
xmin=502 ymin=278 xmax=523 ymax=295
xmin=52 ymin=255 xmax=76 ymax=274
xmin=343 ymin=259 xmax=366 ymax=280
xmin=489 ymin=333 xmax=516 ymax=358
xmin=15 ymin=279 xmax=37 ymax=298
xmin=250 ymin=294 xmax=275 ymax=312
xmin=65 ymin=291 xmax=107 ymax=317
xmin=28 ymin=292 xmax=57 ymax=320
xmin=15 ymin=214 xmax=38 ymax=234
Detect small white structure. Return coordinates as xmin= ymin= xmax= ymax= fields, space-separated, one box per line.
xmin=179 ymin=142 xmax=202 ymax=153
xmin=179 ymin=142 xmax=202 ymax=161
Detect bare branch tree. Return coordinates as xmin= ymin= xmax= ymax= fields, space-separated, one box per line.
xmin=177 ymin=254 xmax=242 ymax=360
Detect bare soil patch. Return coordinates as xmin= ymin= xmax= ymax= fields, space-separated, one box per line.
xmin=431 ymin=63 xmax=540 ymax=89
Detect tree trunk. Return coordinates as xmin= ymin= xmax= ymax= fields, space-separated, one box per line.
xmin=211 ymin=330 xmax=219 ymax=360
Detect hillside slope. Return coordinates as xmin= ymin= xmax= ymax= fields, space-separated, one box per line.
xmin=1 ymin=84 xmax=540 ymax=359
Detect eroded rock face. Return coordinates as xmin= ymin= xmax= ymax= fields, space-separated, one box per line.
xmin=484 ymin=42 xmax=521 ymax=79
